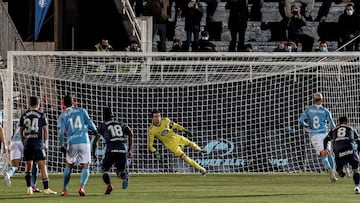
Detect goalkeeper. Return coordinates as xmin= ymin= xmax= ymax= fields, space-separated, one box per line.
xmin=148 ymin=110 xmax=207 ymax=175
xmin=322 ymin=116 xmax=360 ymax=194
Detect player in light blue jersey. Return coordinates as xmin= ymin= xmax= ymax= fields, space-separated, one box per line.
xmin=299 ymin=92 xmax=337 ymax=182
xmin=3 ymin=123 xmax=41 ymax=192
xmin=59 ymin=95 xmax=97 ymax=196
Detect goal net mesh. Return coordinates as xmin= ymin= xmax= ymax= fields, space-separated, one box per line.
xmin=2 ymin=52 xmax=360 ymax=174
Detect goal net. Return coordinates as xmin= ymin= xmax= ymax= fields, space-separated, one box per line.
xmin=2 ymin=51 xmax=360 ymax=174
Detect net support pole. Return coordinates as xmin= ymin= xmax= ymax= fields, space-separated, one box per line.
xmin=3 ymin=52 xmax=13 ymax=145
xmin=139 ymin=16 xmax=152 ymax=82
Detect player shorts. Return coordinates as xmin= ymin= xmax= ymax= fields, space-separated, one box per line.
xmin=310 ymin=133 xmax=327 ymax=155
xmin=66 ymin=143 xmax=91 ymax=165
xmin=165 ymin=136 xmax=191 ymax=157
xmin=102 ymin=152 xmax=127 ymax=172
xmin=10 ymin=140 xmax=23 ymax=161
xmin=23 ymin=147 xmax=46 ymax=161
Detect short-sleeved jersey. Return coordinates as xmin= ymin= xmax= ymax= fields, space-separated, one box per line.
xmin=98 ymin=119 xmax=131 ymax=153
xmin=11 ymin=124 xmax=21 ymax=142
xmin=299 ymin=105 xmax=336 ymax=136
xmin=59 ymin=106 xmax=97 ymax=146
xmin=19 ymin=109 xmax=48 ymax=149
xmin=324 ymin=124 xmax=360 ymax=154
xmin=148 ymin=117 xmax=186 ymax=153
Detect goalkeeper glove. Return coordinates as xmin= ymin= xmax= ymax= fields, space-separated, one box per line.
xmin=154 ymin=151 xmax=161 ymax=160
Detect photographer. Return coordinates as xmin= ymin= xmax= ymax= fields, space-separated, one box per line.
xmin=182 ymin=0 xmax=203 ymax=51
xmin=95 ymin=38 xmax=113 ymax=52
xmin=286 ymin=5 xmax=314 ymax=51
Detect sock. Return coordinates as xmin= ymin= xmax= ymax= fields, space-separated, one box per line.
xmin=182 ymin=155 xmax=204 ymax=171
xmin=354 ymin=172 xmax=360 ymax=186
xmin=327 ymin=154 xmax=335 ymax=169
xmin=321 ymin=156 xmax=332 ymax=170
xmin=7 ymin=167 xmax=16 ymax=177
xmin=63 ymin=166 xmax=71 ymax=190
xmin=31 ymin=165 xmax=38 ymax=187
xmin=80 ymin=168 xmax=89 ymax=187
xmin=25 ymin=172 xmax=32 ymax=187
xmin=103 ymin=172 xmax=111 ymax=184
xmin=42 ymin=178 xmax=49 ymax=190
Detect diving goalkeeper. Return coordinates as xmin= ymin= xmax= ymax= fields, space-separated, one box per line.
xmin=148 ymin=110 xmax=207 ymax=175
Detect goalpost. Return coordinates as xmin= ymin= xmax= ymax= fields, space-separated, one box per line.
xmin=2 ymin=51 xmax=360 ymax=174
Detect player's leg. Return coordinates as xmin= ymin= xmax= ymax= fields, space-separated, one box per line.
xmin=4 ymin=140 xmax=23 ymax=187
xmin=24 ymin=160 xmax=33 ymax=195
xmin=311 ymin=134 xmax=337 ymax=182
xmin=114 ymin=153 xmax=128 ymax=189
xmin=62 ymin=162 xmax=72 ymax=196
xmin=350 ymin=152 xmax=360 ymax=194
xmin=35 ymin=148 xmax=56 ymax=195
xmin=31 ymin=162 xmax=41 ymax=192
xmin=78 ymin=143 xmax=91 ymax=196
xmin=181 ymin=137 xmax=203 ymax=152
xmin=173 ymin=146 xmax=206 ymax=175
xmin=102 ymin=152 xmax=114 ymax=194
xmin=62 ymin=144 xmax=77 ymax=196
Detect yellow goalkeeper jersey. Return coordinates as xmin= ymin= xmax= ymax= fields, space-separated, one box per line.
xmin=148 ymin=117 xmax=185 ymax=153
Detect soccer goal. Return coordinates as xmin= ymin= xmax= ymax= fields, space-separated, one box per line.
xmin=2 ymin=51 xmax=360 ymax=174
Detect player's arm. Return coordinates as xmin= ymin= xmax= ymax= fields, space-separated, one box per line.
xmin=91 ymin=134 xmax=100 ymax=158
xmin=321 ymin=132 xmax=332 ymax=156
xmin=148 ymin=127 xmax=156 ymax=153
xmin=43 ymin=114 xmax=49 ymax=151
xmin=170 ymin=120 xmax=186 ymax=132
xmin=58 ymin=114 xmax=67 ymax=154
xmin=43 ymin=126 xmax=49 ymax=151
xmin=124 ymin=125 xmax=133 ymax=157
xmin=0 ymin=127 xmax=6 ymax=153
xmin=148 ymin=128 xmax=161 ymax=160
xmin=327 ymin=111 xmax=336 ymax=129
xmin=82 ymin=109 xmax=97 ymax=132
xmin=299 ymin=110 xmax=309 ymax=128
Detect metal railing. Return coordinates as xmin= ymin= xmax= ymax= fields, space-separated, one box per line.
xmin=0 ymin=0 xmax=26 ymax=62
xmin=121 ymin=0 xmax=142 ymax=43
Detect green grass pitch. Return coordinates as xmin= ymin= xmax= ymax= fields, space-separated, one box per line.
xmin=0 ymin=173 xmax=359 ymax=203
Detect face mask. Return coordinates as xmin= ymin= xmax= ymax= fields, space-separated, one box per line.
xmin=346 ymin=10 xmax=354 ymax=16
xmin=284 ymin=46 xmax=292 ymax=52
xmin=320 ymin=47 xmax=328 ymax=52
xmin=101 ymin=45 xmax=108 ymax=49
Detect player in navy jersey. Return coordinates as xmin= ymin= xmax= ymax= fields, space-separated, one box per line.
xmin=3 ymin=123 xmax=41 ymax=192
xmin=299 ymin=92 xmax=337 ymax=182
xmin=59 ymin=95 xmax=97 ymax=196
xmin=322 ymin=116 xmax=360 ymax=194
xmin=92 ymin=107 xmax=133 ymax=194
xmin=19 ymin=96 xmax=56 ymax=195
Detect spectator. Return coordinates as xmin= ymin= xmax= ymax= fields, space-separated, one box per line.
xmin=182 ymin=0 xmax=203 ymax=51
xmin=284 ymin=0 xmax=314 ymax=21
xmin=195 ymin=31 xmax=217 ymax=51
xmin=170 ymin=38 xmax=184 ymax=51
xmin=199 ymin=0 xmax=218 ymax=22
xmin=225 ymin=0 xmax=248 ymax=52
xmin=318 ymin=41 xmax=329 ymax=52
xmin=244 ymin=44 xmax=253 ymax=52
xmin=315 ymin=0 xmax=360 ymax=22
xmin=273 ymin=40 xmax=298 ymax=52
xmin=287 ymin=5 xmax=314 ymax=51
xmin=125 ymin=40 xmax=142 ymax=52
xmin=145 ymin=0 xmax=170 ymax=52
xmin=337 ymin=3 xmax=360 ymax=51
xmin=95 ymin=38 xmax=113 ymax=52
